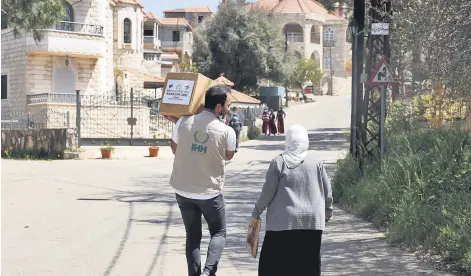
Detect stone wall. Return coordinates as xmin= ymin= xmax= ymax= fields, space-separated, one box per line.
xmin=323 ymin=23 xmax=347 ymax=77
xmin=1 ymin=128 xmax=77 ymax=158
xmin=25 ymin=55 xmax=103 ymax=95
xmin=1 ymin=30 xmax=27 ymax=108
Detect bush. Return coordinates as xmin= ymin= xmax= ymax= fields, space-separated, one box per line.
xmin=248 ymin=125 xmax=262 ymax=140
xmin=332 ymin=107 xmax=471 ymax=272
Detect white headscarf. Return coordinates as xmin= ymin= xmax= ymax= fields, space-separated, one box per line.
xmin=282 ymin=125 xmax=310 ymax=168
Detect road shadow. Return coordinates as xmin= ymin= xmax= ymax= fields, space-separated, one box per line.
xmin=244 ymin=127 xmax=349 ymax=153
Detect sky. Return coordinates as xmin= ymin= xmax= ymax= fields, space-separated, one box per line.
xmin=140 ymin=0 xmax=221 ymax=17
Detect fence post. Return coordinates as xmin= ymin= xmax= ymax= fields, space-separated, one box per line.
xmin=130 ymin=88 xmax=134 ymax=146
xmin=76 ymin=90 xmax=81 ymax=148
xmin=66 ymin=111 xmax=70 ymax=129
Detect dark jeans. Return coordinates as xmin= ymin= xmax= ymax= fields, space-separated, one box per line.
xmin=176 ymin=193 xmax=226 ymax=276
xmin=235 ymin=131 xmax=240 ymax=149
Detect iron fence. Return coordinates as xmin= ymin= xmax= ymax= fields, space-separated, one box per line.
xmin=1 ymin=106 xmax=70 ymax=130
xmin=77 ymin=90 xmax=174 ymax=145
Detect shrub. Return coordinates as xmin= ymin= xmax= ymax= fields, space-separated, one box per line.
xmin=332 ymin=105 xmax=471 ymax=272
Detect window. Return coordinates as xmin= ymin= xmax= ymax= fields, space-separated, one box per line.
xmin=324 ymin=27 xmax=334 ymax=42
xmin=324 ymin=56 xmax=331 ymax=69
xmin=124 ymin=18 xmax=132 ymax=43
xmin=62 ymin=2 xmax=74 ymax=31
xmin=1 ymin=11 xmax=7 ymax=29
xmin=198 ymin=15 xmax=204 ymax=23
xmin=64 ymin=2 xmax=74 ymax=22
xmin=172 ymin=31 xmax=180 ymax=42
xmin=1 ymin=75 xmax=7 ymax=100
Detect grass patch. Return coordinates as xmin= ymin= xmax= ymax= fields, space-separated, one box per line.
xmin=332 ymin=101 xmax=471 ymax=273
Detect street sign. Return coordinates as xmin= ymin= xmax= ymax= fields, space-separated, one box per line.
xmin=371 ymin=23 xmax=389 ymax=35
xmin=368 ymin=57 xmax=397 ymax=86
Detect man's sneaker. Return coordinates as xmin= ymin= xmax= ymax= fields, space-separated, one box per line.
xmin=201 ymin=272 xmax=210 ymax=276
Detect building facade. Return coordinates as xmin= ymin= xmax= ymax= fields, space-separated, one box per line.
xmin=249 ymin=0 xmax=351 ymax=95
xmin=1 ymin=0 xmax=175 ymax=138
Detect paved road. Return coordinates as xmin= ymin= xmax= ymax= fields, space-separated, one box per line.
xmin=1 ymin=96 xmax=451 ymax=275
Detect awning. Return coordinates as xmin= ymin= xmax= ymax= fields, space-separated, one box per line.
xmin=144 ymin=74 xmax=165 ymax=89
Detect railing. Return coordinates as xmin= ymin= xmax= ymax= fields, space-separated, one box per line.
xmin=27 ymin=93 xmax=76 ymax=105
xmin=161 ymin=41 xmax=184 ymax=48
xmin=143 ymin=53 xmax=160 ymax=61
xmin=54 ymin=21 xmax=104 ymax=36
xmin=286 ymin=33 xmax=303 ymax=43
xmin=144 ymin=36 xmax=161 ymax=45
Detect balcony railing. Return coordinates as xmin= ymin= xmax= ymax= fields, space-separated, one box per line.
xmin=161 ymin=41 xmax=184 ymax=49
xmin=54 ymin=21 xmax=104 ymax=36
xmin=144 ymin=53 xmax=161 ymax=61
xmin=27 ymin=93 xmax=76 ymax=105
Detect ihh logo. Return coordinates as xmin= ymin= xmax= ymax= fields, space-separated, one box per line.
xmin=191 ymin=143 xmax=208 ymax=153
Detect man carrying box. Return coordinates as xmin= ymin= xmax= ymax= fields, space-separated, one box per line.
xmin=165 ymin=85 xmax=236 ymax=276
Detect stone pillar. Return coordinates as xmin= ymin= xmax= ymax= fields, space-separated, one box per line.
xmin=303 ymin=23 xmax=313 ymax=57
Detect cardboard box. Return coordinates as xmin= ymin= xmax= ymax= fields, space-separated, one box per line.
xmin=159 ymin=73 xmax=215 ymax=118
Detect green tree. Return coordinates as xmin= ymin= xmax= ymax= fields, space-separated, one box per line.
xmin=1 ymin=0 xmax=64 ymax=42
xmin=192 ymin=0 xmax=288 ymax=92
xmin=288 ymin=58 xmax=323 ymax=93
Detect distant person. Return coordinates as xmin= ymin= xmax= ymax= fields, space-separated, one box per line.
xmin=166 ymin=85 xmax=236 ymax=276
xmin=229 ymin=113 xmax=243 ymax=152
xmin=268 ymin=110 xmax=277 ymax=136
xmin=262 ymin=109 xmax=270 ymax=135
xmin=250 ymin=125 xmax=333 ymax=276
xmin=276 ymin=108 xmax=286 ymax=135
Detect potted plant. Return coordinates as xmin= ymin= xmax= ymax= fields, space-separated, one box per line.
xmin=100 ymin=143 xmax=114 ymax=159
xmin=148 ymin=140 xmax=159 ymax=157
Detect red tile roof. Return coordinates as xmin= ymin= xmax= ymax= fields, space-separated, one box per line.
xmin=248 ymin=0 xmax=345 ymax=21
xmin=144 ymin=74 xmax=165 ymax=83
xmin=157 ymin=18 xmax=192 ymax=30
xmin=164 ymin=6 xmax=212 ymax=13
xmin=144 ymin=12 xmax=158 ymax=20
xmin=229 ymin=90 xmax=261 ymax=104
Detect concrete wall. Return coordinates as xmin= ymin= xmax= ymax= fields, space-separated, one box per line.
xmin=1 ymin=128 xmax=77 ymax=158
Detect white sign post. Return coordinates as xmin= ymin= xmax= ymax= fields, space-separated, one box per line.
xmin=371 ymin=23 xmax=390 ymax=36
xmin=368 ymin=57 xmax=397 ymax=155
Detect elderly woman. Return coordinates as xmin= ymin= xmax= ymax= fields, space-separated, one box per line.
xmin=250 ymin=125 xmax=333 ymax=276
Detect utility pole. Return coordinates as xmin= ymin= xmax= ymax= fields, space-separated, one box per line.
xmin=362 ymin=0 xmax=392 ymax=159
xmin=350 ymin=0 xmax=366 ymax=158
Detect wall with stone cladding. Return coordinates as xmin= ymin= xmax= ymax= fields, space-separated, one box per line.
xmin=1 ymin=128 xmax=77 ymax=158
xmin=323 ymin=23 xmax=347 ymax=78
xmin=1 ymin=31 xmax=27 ymax=108
xmin=25 ymin=56 xmax=103 ymax=95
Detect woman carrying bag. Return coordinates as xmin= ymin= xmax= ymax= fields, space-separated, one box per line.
xmin=249 ymin=125 xmax=333 ymax=276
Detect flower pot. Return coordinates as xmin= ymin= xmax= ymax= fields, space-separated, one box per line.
xmin=148 ymin=146 xmax=159 ymax=157
xmin=101 ymin=149 xmax=112 ymax=159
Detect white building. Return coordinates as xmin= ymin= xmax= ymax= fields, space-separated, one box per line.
xmin=1 ymin=0 xmax=177 ymax=138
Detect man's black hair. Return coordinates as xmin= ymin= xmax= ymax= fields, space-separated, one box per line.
xmin=204 ymin=85 xmax=231 ymax=110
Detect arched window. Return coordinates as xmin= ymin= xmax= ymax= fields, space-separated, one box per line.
xmin=124 ymin=18 xmax=132 ymax=43
xmin=64 ymin=1 xmax=74 ymax=22
xmin=324 ymin=27 xmax=334 ymax=42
